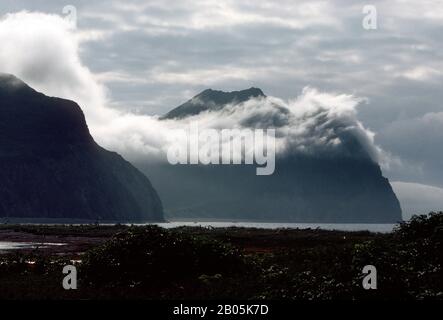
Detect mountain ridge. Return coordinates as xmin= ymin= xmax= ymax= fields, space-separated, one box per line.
xmin=0 ymin=74 xmax=163 ymax=221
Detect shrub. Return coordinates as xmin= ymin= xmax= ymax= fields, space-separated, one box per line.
xmin=352 ymin=212 xmax=443 ymax=299
xmin=81 ymin=226 xmax=246 ymax=291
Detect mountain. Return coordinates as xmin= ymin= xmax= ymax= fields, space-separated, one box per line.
xmin=161 ymin=87 xmax=265 ymax=119
xmin=0 ymin=74 xmax=163 ymax=222
xmin=145 ymin=88 xmax=402 ymax=223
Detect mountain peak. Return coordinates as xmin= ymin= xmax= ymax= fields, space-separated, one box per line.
xmin=0 ymin=73 xmax=36 ymax=96
xmin=162 ymin=87 xmax=266 ymax=120
xmin=195 ymin=87 xmax=265 ymax=104
xmin=200 ymin=87 xmax=264 ymax=97
xmin=0 ymin=73 xmax=26 ymax=88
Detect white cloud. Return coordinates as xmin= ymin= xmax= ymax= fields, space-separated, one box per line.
xmin=0 ymin=11 xmax=380 ymax=168
xmin=0 ymin=11 xmax=115 ymax=128
xmin=94 ymin=71 xmax=151 ymax=84
xmin=95 ymin=88 xmax=378 ymax=165
xmin=149 ymin=66 xmax=265 ymax=85
xmin=109 ymin=0 xmax=341 ymax=31
xmin=400 ymin=66 xmax=441 ymax=81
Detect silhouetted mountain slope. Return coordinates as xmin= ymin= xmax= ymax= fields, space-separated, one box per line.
xmin=146 ymin=156 xmax=401 ymax=223
xmin=144 ymin=88 xmax=402 ymax=223
xmin=162 ymin=87 xmax=265 ymax=119
xmin=0 ymin=74 xmax=163 ymax=221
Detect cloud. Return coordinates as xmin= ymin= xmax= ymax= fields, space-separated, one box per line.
xmin=377 ymin=111 xmax=443 ymax=187
xmin=105 ymin=0 xmax=342 ymax=32
xmin=96 ymin=88 xmax=379 ymax=165
xmin=178 ymin=89 xmax=380 ymax=164
xmin=148 ymin=66 xmax=268 ymax=86
xmin=399 ymin=66 xmax=441 ymax=81
xmin=0 ymin=11 xmax=381 ymax=168
xmin=391 ymin=181 xmax=443 ymax=220
xmin=0 ymin=11 xmax=115 ymax=127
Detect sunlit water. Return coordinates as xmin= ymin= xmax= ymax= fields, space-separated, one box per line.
xmin=0 ymin=242 xmax=65 ymax=250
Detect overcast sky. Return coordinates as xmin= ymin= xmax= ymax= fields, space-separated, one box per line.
xmin=1 ymin=0 xmax=443 ymax=217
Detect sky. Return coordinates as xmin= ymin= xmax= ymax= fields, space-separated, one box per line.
xmin=1 ymin=0 xmax=443 ymax=218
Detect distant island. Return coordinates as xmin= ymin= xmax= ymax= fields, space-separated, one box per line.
xmin=145 ymin=88 xmax=402 ymax=223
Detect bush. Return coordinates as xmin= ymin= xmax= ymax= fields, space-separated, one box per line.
xmin=394 ymin=212 xmax=443 ymax=241
xmin=352 ymin=212 xmax=443 ymax=299
xmin=81 ymin=226 xmax=246 ymax=293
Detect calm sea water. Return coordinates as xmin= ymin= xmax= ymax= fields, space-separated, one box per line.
xmin=154 ymin=221 xmax=396 ymax=233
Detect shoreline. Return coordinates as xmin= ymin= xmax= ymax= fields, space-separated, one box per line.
xmin=0 ymin=224 xmax=382 ymax=256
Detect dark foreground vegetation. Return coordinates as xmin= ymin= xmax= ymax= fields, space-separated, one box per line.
xmin=0 ymin=213 xmax=442 ymax=300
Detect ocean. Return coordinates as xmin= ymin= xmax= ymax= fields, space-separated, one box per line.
xmin=155 ymin=221 xmax=396 ymax=233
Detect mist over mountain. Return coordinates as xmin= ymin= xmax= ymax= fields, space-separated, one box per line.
xmin=141 ymin=88 xmax=402 ymax=223
xmin=0 ymin=74 xmax=163 ymax=221
xmin=162 ymin=88 xmax=266 ymax=120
